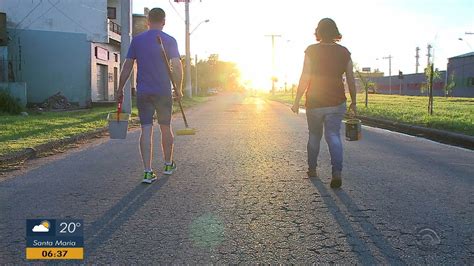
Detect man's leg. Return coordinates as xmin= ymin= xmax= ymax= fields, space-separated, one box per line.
xmin=137 ymin=93 xmax=157 ymax=183
xmin=159 ymin=124 xmax=174 ymax=163
xmin=140 ymin=124 xmax=153 ymax=171
xmin=156 ymin=95 xmax=176 ymax=174
xmin=137 ymin=94 xmax=155 ymax=171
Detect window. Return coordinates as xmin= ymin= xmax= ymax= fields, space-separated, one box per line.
xmin=107 ymin=7 xmax=116 ymax=19
xmin=468 ymin=77 xmax=474 ymax=87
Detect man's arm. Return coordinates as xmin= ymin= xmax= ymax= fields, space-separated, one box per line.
xmin=291 ymin=54 xmax=311 ymax=114
xmin=117 ymin=58 xmax=135 ymax=102
xmin=345 ymin=59 xmax=357 ymax=115
xmin=170 ymin=57 xmax=183 ymax=100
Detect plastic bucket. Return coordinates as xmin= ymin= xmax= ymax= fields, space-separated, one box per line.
xmin=344 ymin=118 xmax=361 ymax=141
xmin=107 ymin=113 xmax=130 ymax=139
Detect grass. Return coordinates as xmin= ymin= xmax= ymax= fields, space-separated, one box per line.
xmin=268 ymin=92 xmax=474 ymax=136
xmin=0 ymin=96 xmax=207 ymax=157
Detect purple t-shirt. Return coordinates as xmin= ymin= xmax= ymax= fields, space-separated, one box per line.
xmin=126 ymin=30 xmax=180 ymax=95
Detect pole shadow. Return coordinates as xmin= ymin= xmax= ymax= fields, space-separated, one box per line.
xmin=85 ymin=175 xmax=170 ymax=258
xmin=310 ymin=178 xmax=403 ymax=265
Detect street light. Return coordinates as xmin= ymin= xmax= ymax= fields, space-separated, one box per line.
xmin=377 ymin=55 xmax=393 ymax=94
xmin=190 ymin=19 xmax=209 ymax=96
xmin=191 ymin=19 xmax=209 ymax=35
xmin=458 ymin=37 xmax=473 ymax=50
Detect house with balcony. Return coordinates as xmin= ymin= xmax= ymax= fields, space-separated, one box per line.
xmin=0 ymin=0 xmax=124 ymax=107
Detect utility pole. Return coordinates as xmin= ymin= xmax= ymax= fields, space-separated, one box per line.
xmin=120 ymin=0 xmax=132 ymax=113
xmin=265 ymin=34 xmax=281 ymax=95
xmin=426 ymin=44 xmax=434 ymax=115
xmin=184 ymin=0 xmax=192 ymax=98
xmin=427 ymin=44 xmax=432 ymax=66
xmin=382 ymin=55 xmax=392 ymax=94
xmin=195 ymin=54 xmax=198 ymax=96
xmin=415 ymin=47 xmax=420 ymax=74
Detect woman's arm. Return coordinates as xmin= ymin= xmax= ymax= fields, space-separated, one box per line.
xmin=345 ymin=59 xmax=357 ymax=115
xmin=291 ymin=55 xmax=311 ymax=114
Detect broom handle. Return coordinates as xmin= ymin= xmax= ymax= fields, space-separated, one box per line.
xmin=157 ymin=36 xmax=189 ymax=128
xmin=117 ymin=94 xmax=123 ymax=122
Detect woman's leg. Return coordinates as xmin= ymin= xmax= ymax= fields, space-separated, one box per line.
xmin=306 ymin=109 xmax=324 ymax=172
xmin=323 ymin=104 xmax=346 ymax=174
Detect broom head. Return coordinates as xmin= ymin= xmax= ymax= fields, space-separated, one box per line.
xmin=176 ymin=127 xmax=197 ymax=136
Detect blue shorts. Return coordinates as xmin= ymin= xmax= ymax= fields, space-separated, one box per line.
xmin=136 ymin=93 xmax=172 ymax=125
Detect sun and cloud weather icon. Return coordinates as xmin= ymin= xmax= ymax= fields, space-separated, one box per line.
xmin=32 ymin=220 xmax=50 ymax=233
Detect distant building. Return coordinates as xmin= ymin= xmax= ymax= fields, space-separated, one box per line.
xmin=370 ymin=71 xmax=446 ymax=96
xmin=447 ymin=52 xmax=474 ymax=97
xmin=0 ymin=0 xmax=123 ymax=107
xmin=362 ymin=51 xmax=474 ymax=97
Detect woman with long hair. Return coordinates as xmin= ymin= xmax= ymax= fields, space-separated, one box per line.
xmin=291 ymin=18 xmax=357 ymax=188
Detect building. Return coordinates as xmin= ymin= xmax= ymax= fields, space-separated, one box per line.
xmin=447 ymin=52 xmax=474 ymax=97
xmin=0 ymin=0 xmax=123 ymax=107
xmin=370 ymin=71 xmax=446 ymax=96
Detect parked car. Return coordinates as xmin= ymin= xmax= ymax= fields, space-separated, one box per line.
xmin=207 ymin=88 xmax=218 ymax=95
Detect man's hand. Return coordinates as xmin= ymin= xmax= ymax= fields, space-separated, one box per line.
xmin=116 ymin=88 xmax=124 ymax=104
xmin=349 ymin=102 xmax=357 ymax=116
xmin=291 ymin=102 xmax=300 ymax=114
xmin=174 ymin=90 xmax=183 ymax=101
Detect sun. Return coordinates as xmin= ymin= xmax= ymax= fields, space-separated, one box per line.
xmin=41 ymin=220 xmax=50 ymax=229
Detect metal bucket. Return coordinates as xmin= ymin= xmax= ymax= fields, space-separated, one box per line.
xmin=344 ymin=118 xmax=361 ymax=141
xmin=107 ymin=113 xmax=130 ymax=139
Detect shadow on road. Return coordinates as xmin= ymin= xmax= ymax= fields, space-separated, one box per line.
xmin=310 ymin=178 xmax=403 ymax=264
xmin=85 ymin=175 xmax=169 ymax=257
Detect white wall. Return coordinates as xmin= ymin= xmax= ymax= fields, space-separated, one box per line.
xmin=0 ymin=0 xmax=108 ymax=42
xmin=107 ymin=0 xmax=121 ymax=26
xmin=90 ymin=43 xmax=120 ymax=101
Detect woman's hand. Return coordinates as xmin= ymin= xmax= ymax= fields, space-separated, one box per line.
xmin=291 ymin=102 xmax=300 ymax=114
xmin=349 ymin=102 xmax=357 ymax=116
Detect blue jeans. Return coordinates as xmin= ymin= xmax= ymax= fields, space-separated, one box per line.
xmin=306 ymin=102 xmax=346 ymax=173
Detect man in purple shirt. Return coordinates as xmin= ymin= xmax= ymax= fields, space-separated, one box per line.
xmin=117 ymin=8 xmax=183 ymax=184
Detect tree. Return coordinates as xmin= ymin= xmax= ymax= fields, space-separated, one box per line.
xmin=420 ymin=65 xmax=441 ymax=95
xmin=353 ymin=63 xmax=376 ymax=108
xmin=193 ymin=54 xmax=241 ymax=95
xmin=355 ymin=70 xmax=376 ymax=108
xmin=444 ymin=73 xmax=456 ymax=97
xmin=421 ymin=64 xmax=441 ymax=115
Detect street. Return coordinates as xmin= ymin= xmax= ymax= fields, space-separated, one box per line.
xmin=0 ymin=93 xmax=473 ymax=264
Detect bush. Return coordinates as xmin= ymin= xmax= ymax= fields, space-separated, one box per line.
xmin=0 ymin=90 xmax=23 ymax=114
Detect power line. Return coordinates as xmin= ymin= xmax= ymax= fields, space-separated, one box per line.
xmin=46 ymin=0 xmax=93 ymax=34
xmin=12 ymin=0 xmax=43 ymax=31
xmin=168 ymin=0 xmax=185 ymax=22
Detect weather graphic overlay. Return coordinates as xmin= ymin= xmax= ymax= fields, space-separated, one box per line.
xmin=26 ymin=219 xmax=84 ymax=260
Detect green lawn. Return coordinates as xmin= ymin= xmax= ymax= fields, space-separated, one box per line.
xmin=269 ymin=93 xmax=474 ymax=136
xmin=0 ymin=97 xmax=207 ymax=156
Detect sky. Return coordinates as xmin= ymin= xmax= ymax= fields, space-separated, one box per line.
xmin=132 ymin=0 xmax=474 ymax=90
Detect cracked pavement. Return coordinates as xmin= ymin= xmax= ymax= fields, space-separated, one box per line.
xmin=0 ymin=93 xmax=473 ymax=264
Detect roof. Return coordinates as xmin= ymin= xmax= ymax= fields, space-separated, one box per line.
xmin=449 ymin=51 xmax=474 ymax=59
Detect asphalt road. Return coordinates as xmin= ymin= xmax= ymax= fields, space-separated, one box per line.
xmin=0 ymin=93 xmax=472 ymax=264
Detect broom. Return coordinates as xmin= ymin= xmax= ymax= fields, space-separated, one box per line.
xmin=157 ymin=36 xmax=196 ymax=136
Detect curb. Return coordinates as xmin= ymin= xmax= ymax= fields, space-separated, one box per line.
xmin=357 ymin=115 xmax=474 ymax=150
xmin=0 ymin=98 xmax=204 ymax=168
xmin=272 ymin=99 xmax=474 ymax=150
xmin=0 ymin=127 xmax=108 ymax=166
xmin=0 ymin=119 xmax=142 ymax=167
